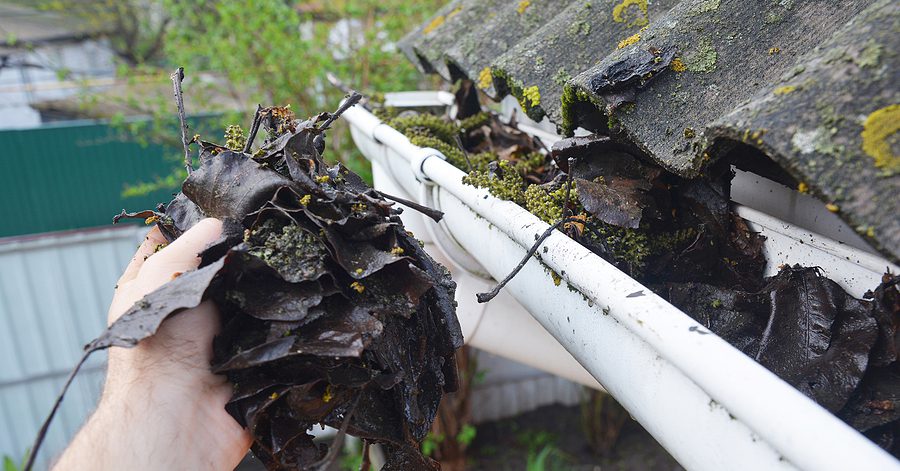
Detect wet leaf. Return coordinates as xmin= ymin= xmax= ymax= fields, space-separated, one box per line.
xmin=755 ymin=267 xmax=878 ymax=412
xmin=87 ymin=255 xmax=227 ymax=351
xmin=182 ymin=149 xmax=294 ymax=223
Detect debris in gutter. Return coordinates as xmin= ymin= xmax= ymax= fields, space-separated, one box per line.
xmin=373 ymin=83 xmax=900 ymax=456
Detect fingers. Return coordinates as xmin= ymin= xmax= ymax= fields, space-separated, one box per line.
xmin=117 ymin=226 xmax=168 ymax=287
xmin=136 ymin=218 xmax=223 ymax=293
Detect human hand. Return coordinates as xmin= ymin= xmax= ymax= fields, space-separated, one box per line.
xmin=53 ymin=218 xmax=251 ymax=471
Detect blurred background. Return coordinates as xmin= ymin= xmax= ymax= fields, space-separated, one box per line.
xmin=0 ymin=1 xmax=678 ymax=469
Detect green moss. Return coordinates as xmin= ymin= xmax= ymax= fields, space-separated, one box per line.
xmin=560 ymin=84 xmax=597 ymax=136
xmin=224 ymin=124 xmax=246 ymax=151
xmin=685 ymin=37 xmax=718 ymax=73
xmin=458 ymin=112 xmax=491 ymax=131
xmin=524 ymin=183 xmax=578 ymax=223
xmin=388 ymin=114 xmax=460 ymax=144
xmin=462 ymin=160 xmax=527 ymax=204
xmin=408 ymin=134 xmax=467 ymax=169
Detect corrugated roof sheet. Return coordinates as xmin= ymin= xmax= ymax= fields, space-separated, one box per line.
xmin=399 ymin=0 xmax=899 ymax=262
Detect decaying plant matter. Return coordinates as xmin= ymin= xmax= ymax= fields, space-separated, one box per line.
xmin=372 ymin=83 xmax=900 ymax=456
xmin=26 ymin=71 xmax=463 ymax=471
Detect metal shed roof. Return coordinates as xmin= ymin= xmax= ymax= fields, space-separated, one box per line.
xmin=398 ymin=0 xmax=899 ymax=262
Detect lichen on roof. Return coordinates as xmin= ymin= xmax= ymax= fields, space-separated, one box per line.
xmin=400 ymin=0 xmax=900 ymax=261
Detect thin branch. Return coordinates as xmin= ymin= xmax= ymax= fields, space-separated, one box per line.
xmin=243 ymin=104 xmax=263 ymax=153
xmin=318 ymin=92 xmax=363 ymax=132
xmin=476 ymin=217 xmax=578 ymax=303
xmin=562 ymin=156 xmax=576 ymax=219
xmin=170 ymin=67 xmax=192 ymax=174
xmin=23 ymin=352 xmax=91 ymax=471
xmin=312 ymin=395 xmax=361 ymax=471
xmin=453 ymin=134 xmax=473 ymax=172
xmin=376 ymin=191 xmax=443 ymax=222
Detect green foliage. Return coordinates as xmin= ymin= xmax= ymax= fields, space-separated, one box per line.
xmin=3 ymin=451 xmax=28 ymax=471
xmin=421 ymin=432 xmax=444 ymax=457
xmin=50 ymin=0 xmax=443 ymax=194
xmin=455 ymin=423 xmax=477 ymax=447
xmin=339 ymin=442 xmax=365 ymax=470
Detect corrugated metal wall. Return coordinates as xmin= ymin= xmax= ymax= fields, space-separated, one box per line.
xmin=0 ymin=120 xmax=185 ymax=238
xmin=0 ymin=225 xmax=145 ymax=468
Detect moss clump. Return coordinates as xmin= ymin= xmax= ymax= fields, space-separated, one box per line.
xmin=388 ymin=114 xmax=460 ymax=144
xmin=861 ymin=104 xmax=900 ymax=174
xmin=462 ymin=160 xmax=526 ymax=204
xmin=224 ymin=124 xmax=246 ymax=151
xmin=247 ymin=220 xmax=328 ymax=282
xmin=524 ymin=183 xmax=578 ymax=224
xmin=408 ymin=134 xmax=467 ymax=168
xmin=372 ymin=105 xmax=400 ymax=122
xmin=458 ymin=112 xmax=491 ymax=131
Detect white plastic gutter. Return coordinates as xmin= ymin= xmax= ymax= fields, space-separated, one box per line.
xmin=343 ymin=100 xmax=900 ymax=471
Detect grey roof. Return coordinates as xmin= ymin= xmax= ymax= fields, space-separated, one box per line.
xmin=399 ymin=0 xmax=900 ymax=262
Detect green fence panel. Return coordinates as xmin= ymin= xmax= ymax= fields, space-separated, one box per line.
xmin=0 ymin=121 xmax=182 ymax=238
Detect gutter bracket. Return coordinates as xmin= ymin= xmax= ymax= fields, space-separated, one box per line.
xmin=410 ymin=147 xmax=446 ymax=183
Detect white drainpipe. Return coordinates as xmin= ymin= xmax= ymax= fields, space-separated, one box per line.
xmin=343 ymin=96 xmax=900 ymax=471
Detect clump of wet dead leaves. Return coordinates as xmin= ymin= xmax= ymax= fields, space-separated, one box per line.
xmin=31 ymin=93 xmax=463 ymax=471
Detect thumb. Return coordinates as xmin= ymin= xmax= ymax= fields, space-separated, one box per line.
xmin=136 ymin=218 xmax=223 ymax=292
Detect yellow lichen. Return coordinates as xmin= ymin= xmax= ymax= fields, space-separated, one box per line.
xmin=478 ymin=67 xmax=493 ymax=90
xmin=861 ymin=104 xmax=900 ymax=173
xmin=350 ymin=281 xmax=365 ymax=293
xmin=269 ymin=392 xmax=279 ymax=400
xmin=315 ymin=175 xmax=330 ymax=183
xmin=617 ymin=33 xmax=641 ymax=49
xmin=298 ymin=194 xmax=311 ymax=206
xmin=390 ymin=246 xmax=405 ymax=255
xmin=612 ymin=0 xmax=649 ymax=28
xmin=447 ymin=6 xmax=462 ymax=19
xmin=768 ymin=47 xmax=781 ymax=55
xmin=522 ymin=85 xmax=541 ymax=107
xmin=773 ymin=85 xmax=797 ymax=95
xmin=797 ymin=182 xmax=809 ymax=194
xmin=826 ymin=203 xmax=840 ymax=213
xmin=145 ymin=215 xmax=159 ymax=225
xmin=517 ymin=0 xmax=531 ymax=14
xmin=322 ymin=385 xmax=333 ymax=403
xmin=670 ymin=57 xmax=687 ymax=72
xmin=423 ymin=15 xmax=445 ymax=34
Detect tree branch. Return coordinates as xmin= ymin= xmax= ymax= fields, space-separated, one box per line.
xmin=170 ymin=67 xmax=192 ymax=174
